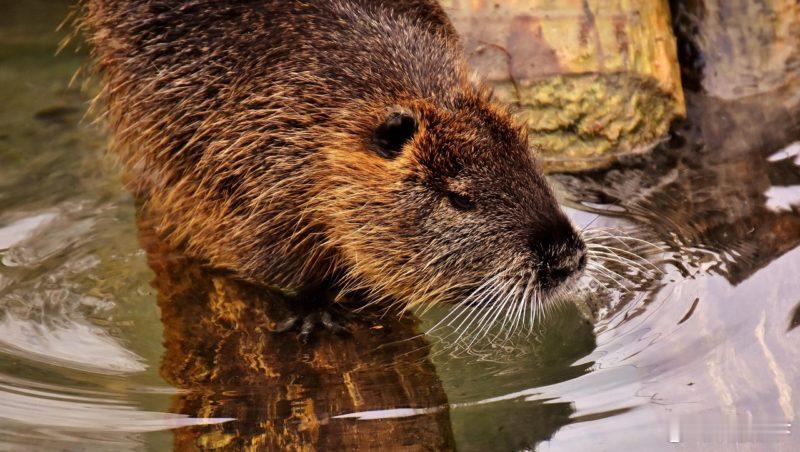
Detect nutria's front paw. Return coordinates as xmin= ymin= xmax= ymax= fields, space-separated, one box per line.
xmin=273 ymin=309 xmax=349 ymax=343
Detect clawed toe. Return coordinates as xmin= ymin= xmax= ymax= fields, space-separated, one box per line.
xmin=320 ymin=311 xmax=347 ymax=333
xmin=273 ymin=315 xmax=301 ymax=333
xmin=273 ymin=309 xmax=349 ymax=343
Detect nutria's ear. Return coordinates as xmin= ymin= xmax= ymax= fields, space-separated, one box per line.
xmin=372 ymin=107 xmax=418 ymax=158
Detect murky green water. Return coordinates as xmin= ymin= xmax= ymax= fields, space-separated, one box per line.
xmin=2 ymin=1 xmax=799 ymax=450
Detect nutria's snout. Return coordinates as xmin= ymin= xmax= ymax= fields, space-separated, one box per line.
xmin=535 ymin=245 xmax=587 ymax=291
xmin=530 ymin=223 xmax=588 ymax=292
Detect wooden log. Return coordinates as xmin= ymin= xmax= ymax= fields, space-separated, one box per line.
xmin=440 ymin=0 xmax=686 ymax=172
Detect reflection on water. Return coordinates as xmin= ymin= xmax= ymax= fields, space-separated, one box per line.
xmin=1 ymin=0 xmax=799 ymax=450
xmin=139 ymin=214 xmax=455 ymax=450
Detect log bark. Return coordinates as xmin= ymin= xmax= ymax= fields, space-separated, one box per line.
xmin=441 ymin=0 xmax=686 ymax=172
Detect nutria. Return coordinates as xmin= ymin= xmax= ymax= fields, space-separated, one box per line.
xmin=80 ymin=0 xmax=587 ymax=334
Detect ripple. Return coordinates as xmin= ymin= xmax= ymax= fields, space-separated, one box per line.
xmin=0 ymin=312 xmax=147 ymax=374
xmin=0 ymin=372 xmax=232 ymax=449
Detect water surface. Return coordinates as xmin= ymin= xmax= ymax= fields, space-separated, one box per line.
xmin=1 ymin=1 xmax=799 ymax=450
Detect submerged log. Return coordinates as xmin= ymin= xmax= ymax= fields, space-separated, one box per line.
xmin=137 ymin=217 xmax=455 ymax=451
xmin=441 ymin=0 xmax=686 ymax=172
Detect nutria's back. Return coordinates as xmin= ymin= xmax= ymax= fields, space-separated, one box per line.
xmin=82 ymin=0 xmax=586 ymax=316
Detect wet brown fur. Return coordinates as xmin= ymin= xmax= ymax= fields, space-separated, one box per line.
xmin=80 ymin=0 xmax=583 ymax=310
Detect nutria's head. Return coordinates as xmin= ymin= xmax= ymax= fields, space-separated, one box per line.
xmin=321 ymin=95 xmax=586 ymax=312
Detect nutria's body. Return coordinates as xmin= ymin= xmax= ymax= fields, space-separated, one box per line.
xmin=82 ymin=0 xmax=586 ymax=312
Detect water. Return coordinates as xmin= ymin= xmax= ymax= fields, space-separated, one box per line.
xmin=1 ymin=1 xmax=799 ymax=450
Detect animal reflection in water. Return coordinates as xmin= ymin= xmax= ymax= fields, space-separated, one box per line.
xmin=139 ymin=219 xmax=455 ymax=451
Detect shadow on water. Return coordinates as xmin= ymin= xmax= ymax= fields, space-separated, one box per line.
xmin=436 ymin=303 xmax=596 ymax=451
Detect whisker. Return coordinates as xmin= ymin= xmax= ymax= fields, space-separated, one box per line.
xmin=526 ymin=288 xmax=539 ymax=337
xmin=584 ymin=229 xmax=666 ymax=252
xmin=503 ymin=278 xmax=530 ymax=343
xmin=492 ymin=280 xmax=525 ymax=345
xmin=432 ymin=277 xmax=505 ymax=346
xmin=444 ymin=277 xmax=504 ymax=331
xmin=579 ymin=214 xmax=601 ymax=233
xmin=460 ymin=278 xmax=517 ymax=349
xmin=422 ymin=272 xmax=499 ymax=326
xmin=587 ymin=262 xmax=631 ymax=291
xmin=586 ymin=243 xmax=663 ymax=273
xmin=588 ymin=249 xmax=655 ymax=275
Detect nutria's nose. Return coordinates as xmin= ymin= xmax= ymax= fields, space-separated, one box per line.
xmin=537 ymin=247 xmax=587 ymax=289
xmin=529 ymin=221 xmax=587 ymax=289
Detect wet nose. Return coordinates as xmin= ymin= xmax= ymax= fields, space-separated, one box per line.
xmin=529 ymin=218 xmax=587 ymax=289
xmin=526 ymin=209 xmax=588 ymax=286
xmin=537 ymin=247 xmax=587 ymax=289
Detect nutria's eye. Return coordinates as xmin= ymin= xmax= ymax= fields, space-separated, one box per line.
xmin=373 ymin=109 xmax=418 ymax=159
xmin=446 ymin=191 xmax=475 ymax=211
